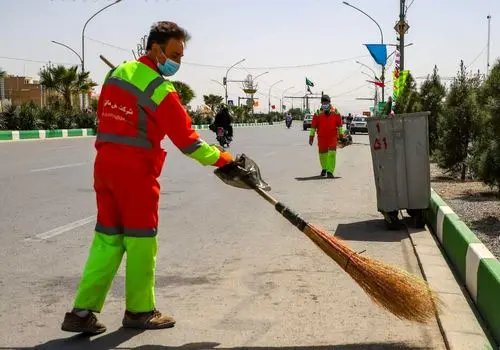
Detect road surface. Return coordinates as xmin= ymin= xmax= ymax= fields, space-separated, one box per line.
xmin=0 ymin=124 xmax=447 ymax=349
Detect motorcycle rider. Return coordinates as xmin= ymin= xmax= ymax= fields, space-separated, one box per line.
xmin=285 ymin=112 xmax=293 ymax=127
xmin=210 ymin=105 xmax=233 ymax=141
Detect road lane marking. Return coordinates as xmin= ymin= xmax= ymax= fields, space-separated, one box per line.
xmin=30 ymin=162 xmax=87 ymax=173
xmin=25 ymin=215 xmax=96 ymax=241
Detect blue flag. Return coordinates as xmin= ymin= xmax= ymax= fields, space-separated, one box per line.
xmin=365 ymin=44 xmax=387 ymax=66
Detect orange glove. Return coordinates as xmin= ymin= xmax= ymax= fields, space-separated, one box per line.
xmin=212 ymin=144 xmax=234 ymax=167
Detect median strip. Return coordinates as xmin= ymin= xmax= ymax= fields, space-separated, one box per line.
xmin=0 ymin=122 xmax=283 ymax=142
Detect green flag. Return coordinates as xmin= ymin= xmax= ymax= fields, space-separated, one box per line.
xmin=305 ymin=77 xmax=314 ymax=87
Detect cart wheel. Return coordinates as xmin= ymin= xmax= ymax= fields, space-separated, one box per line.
xmin=382 ymin=211 xmax=401 ymax=230
xmin=407 ymin=209 xmax=426 ymax=229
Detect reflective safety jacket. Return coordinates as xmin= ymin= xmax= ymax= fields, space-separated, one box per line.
xmin=96 ymin=55 xmax=231 ymax=177
xmin=309 ymin=107 xmax=343 ymax=152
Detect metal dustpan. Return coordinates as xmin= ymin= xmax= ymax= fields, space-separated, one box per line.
xmin=214 ymin=153 xmax=271 ymax=191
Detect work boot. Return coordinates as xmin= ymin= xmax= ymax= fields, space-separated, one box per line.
xmin=326 ymin=172 xmax=334 ymax=178
xmin=320 ymin=170 xmax=327 ymax=177
xmin=61 ymin=311 xmax=107 ymax=334
xmin=122 ymin=309 xmax=176 ymax=329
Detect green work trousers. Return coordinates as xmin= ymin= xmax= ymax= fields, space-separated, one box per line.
xmin=73 ymin=232 xmax=158 ymax=313
xmin=319 ymin=150 xmax=337 ymax=173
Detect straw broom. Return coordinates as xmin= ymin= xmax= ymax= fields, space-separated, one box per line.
xmin=253 ymin=187 xmax=442 ymax=323
xmin=215 ymin=154 xmax=442 ymax=324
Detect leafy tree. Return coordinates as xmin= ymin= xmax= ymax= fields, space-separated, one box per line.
xmin=39 ymin=65 xmax=96 ymax=109
xmin=172 ymin=81 xmax=195 ymax=106
xmin=0 ymin=68 xmax=5 ymax=79
xmin=472 ymin=59 xmax=500 ymax=191
xmin=287 ymin=107 xmax=303 ymax=119
xmin=394 ymin=72 xmax=421 ymax=114
xmin=203 ymin=94 xmax=223 ymax=113
xmin=419 ymin=65 xmax=446 ymax=155
xmin=436 ymin=60 xmax=484 ymax=180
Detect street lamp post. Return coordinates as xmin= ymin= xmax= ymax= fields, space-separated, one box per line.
xmin=281 ymin=86 xmax=294 ymax=114
xmin=82 ymin=0 xmax=122 ymax=73
xmin=51 ymin=41 xmax=83 ymax=66
xmin=81 ymin=0 xmax=122 ymax=108
xmin=268 ymin=80 xmax=283 ymax=114
xmin=252 ymin=71 xmax=269 ymax=82
xmin=224 ymin=58 xmax=246 ymax=105
xmin=51 ymin=40 xmax=85 ymax=110
xmin=343 ymin=1 xmax=386 ymax=102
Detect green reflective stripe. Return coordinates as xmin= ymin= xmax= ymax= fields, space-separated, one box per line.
xmin=188 ymin=142 xmax=221 ymax=166
xmin=150 ymin=80 xmax=176 ymax=105
xmin=95 ymin=223 xmax=122 ymax=235
xmin=180 ymin=139 xmax=204 ymax=154
xmin=123 ymin=228 xmax=157 ymax=237
xmin=309 ymin=127 xmax=316 ymax=136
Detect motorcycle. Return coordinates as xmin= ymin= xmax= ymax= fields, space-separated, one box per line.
xmin=216 ymin=127 xmax=231 ymax=148
xmin=285 ymin=117 xmax=292 ymax=129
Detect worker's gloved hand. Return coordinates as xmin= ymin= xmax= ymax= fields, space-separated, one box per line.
xmin=309 ymin=135 xmax=314 ymax=146
xmin=212 ymin=144 xmax=234 ymax=164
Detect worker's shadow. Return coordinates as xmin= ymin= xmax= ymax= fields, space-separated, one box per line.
xmin=15 ymin=328 xmax=222 ymax=350
xmin=335 ymin=219 xmax=409 ymax=243
xmin=295 ymin=175 xmax=342 ymax=181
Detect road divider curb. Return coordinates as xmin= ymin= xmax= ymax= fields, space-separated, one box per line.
xmin=426 ymin=188 xmax=500 ymax=345
xmin=0 ymin=122 xmax=284 ymax=142
xmin=0 ymin=128 xmax=96 ymax=141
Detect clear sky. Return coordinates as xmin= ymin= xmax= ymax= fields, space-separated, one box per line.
xmin=0 ymin=0 xmax=498 ymax=114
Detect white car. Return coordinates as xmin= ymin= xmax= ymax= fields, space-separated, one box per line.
xmin=351 ymin=116 xmax=368 ymax=134
xmin=303 ymin=113 xmax=313 ymax=130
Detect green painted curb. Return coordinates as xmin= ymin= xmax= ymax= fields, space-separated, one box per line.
xmin=0 ymin=131 xmax=12 ymax=141
xmin=427 ymin=189 xmax=500 ymax=345
xmin=0 ymin=128 xmax=95 ymax=141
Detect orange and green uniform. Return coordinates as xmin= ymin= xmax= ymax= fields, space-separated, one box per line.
xmin=73 ymin=56 xmax=232 ymax=314
xmin=309 ymin=106 xmax=343 ymax=174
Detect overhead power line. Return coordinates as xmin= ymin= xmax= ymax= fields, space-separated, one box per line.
xmin=85 ymin=36 xmax=370 ymax=70
xmin=0 ymin=55 xmax=75 ymax=66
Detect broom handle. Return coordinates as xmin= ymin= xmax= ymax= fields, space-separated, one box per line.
xmin=254 ymin=187 xmax=308 ymax=232
xmin=100 ymin=55 xmax=115 ymax=69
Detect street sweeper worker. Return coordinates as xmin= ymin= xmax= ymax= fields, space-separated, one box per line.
xmin=61 ymin=21 xmax=234 ymax=335
xmin=308 ymin=94 xmax=343 ymax=178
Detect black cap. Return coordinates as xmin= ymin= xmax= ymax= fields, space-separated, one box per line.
xmin=321 ymin=94 xmax=331 ymax=103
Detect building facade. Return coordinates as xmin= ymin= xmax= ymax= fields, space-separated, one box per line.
xmin=2 ymin=76 xmax=44 ymax=106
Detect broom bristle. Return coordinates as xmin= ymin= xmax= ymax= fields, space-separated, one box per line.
xmin=303 ymin=224 xmax=443 ymax=323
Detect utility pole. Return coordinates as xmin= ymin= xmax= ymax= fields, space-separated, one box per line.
xmin=487 ymin=14 xmax=492 ymax=76
xmin=399 ymin=0 xmax=406 ymax=71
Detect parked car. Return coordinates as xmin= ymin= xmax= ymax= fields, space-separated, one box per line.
xmin=351 ymin=116 xmax=368 ymax=134
xmin=303 ymin=113 xmax=313 ymax=130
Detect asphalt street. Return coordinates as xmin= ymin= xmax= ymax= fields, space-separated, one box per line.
xmin=0 ymin=124 xmax=448 ymax=349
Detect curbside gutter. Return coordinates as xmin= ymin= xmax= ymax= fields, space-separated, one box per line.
xmin=427 ymin=188 xmax=500 ymax=346
xmin=0 ymin=122 xmax=282 ymax=142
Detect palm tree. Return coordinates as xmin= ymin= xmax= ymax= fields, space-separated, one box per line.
xmin=203 ymin=94 xmax=223 ymax=113
xmin=172 ymin=81 xmax=195 ymax=106
xmin=39 ymin=65 xmax=96 ymax=109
